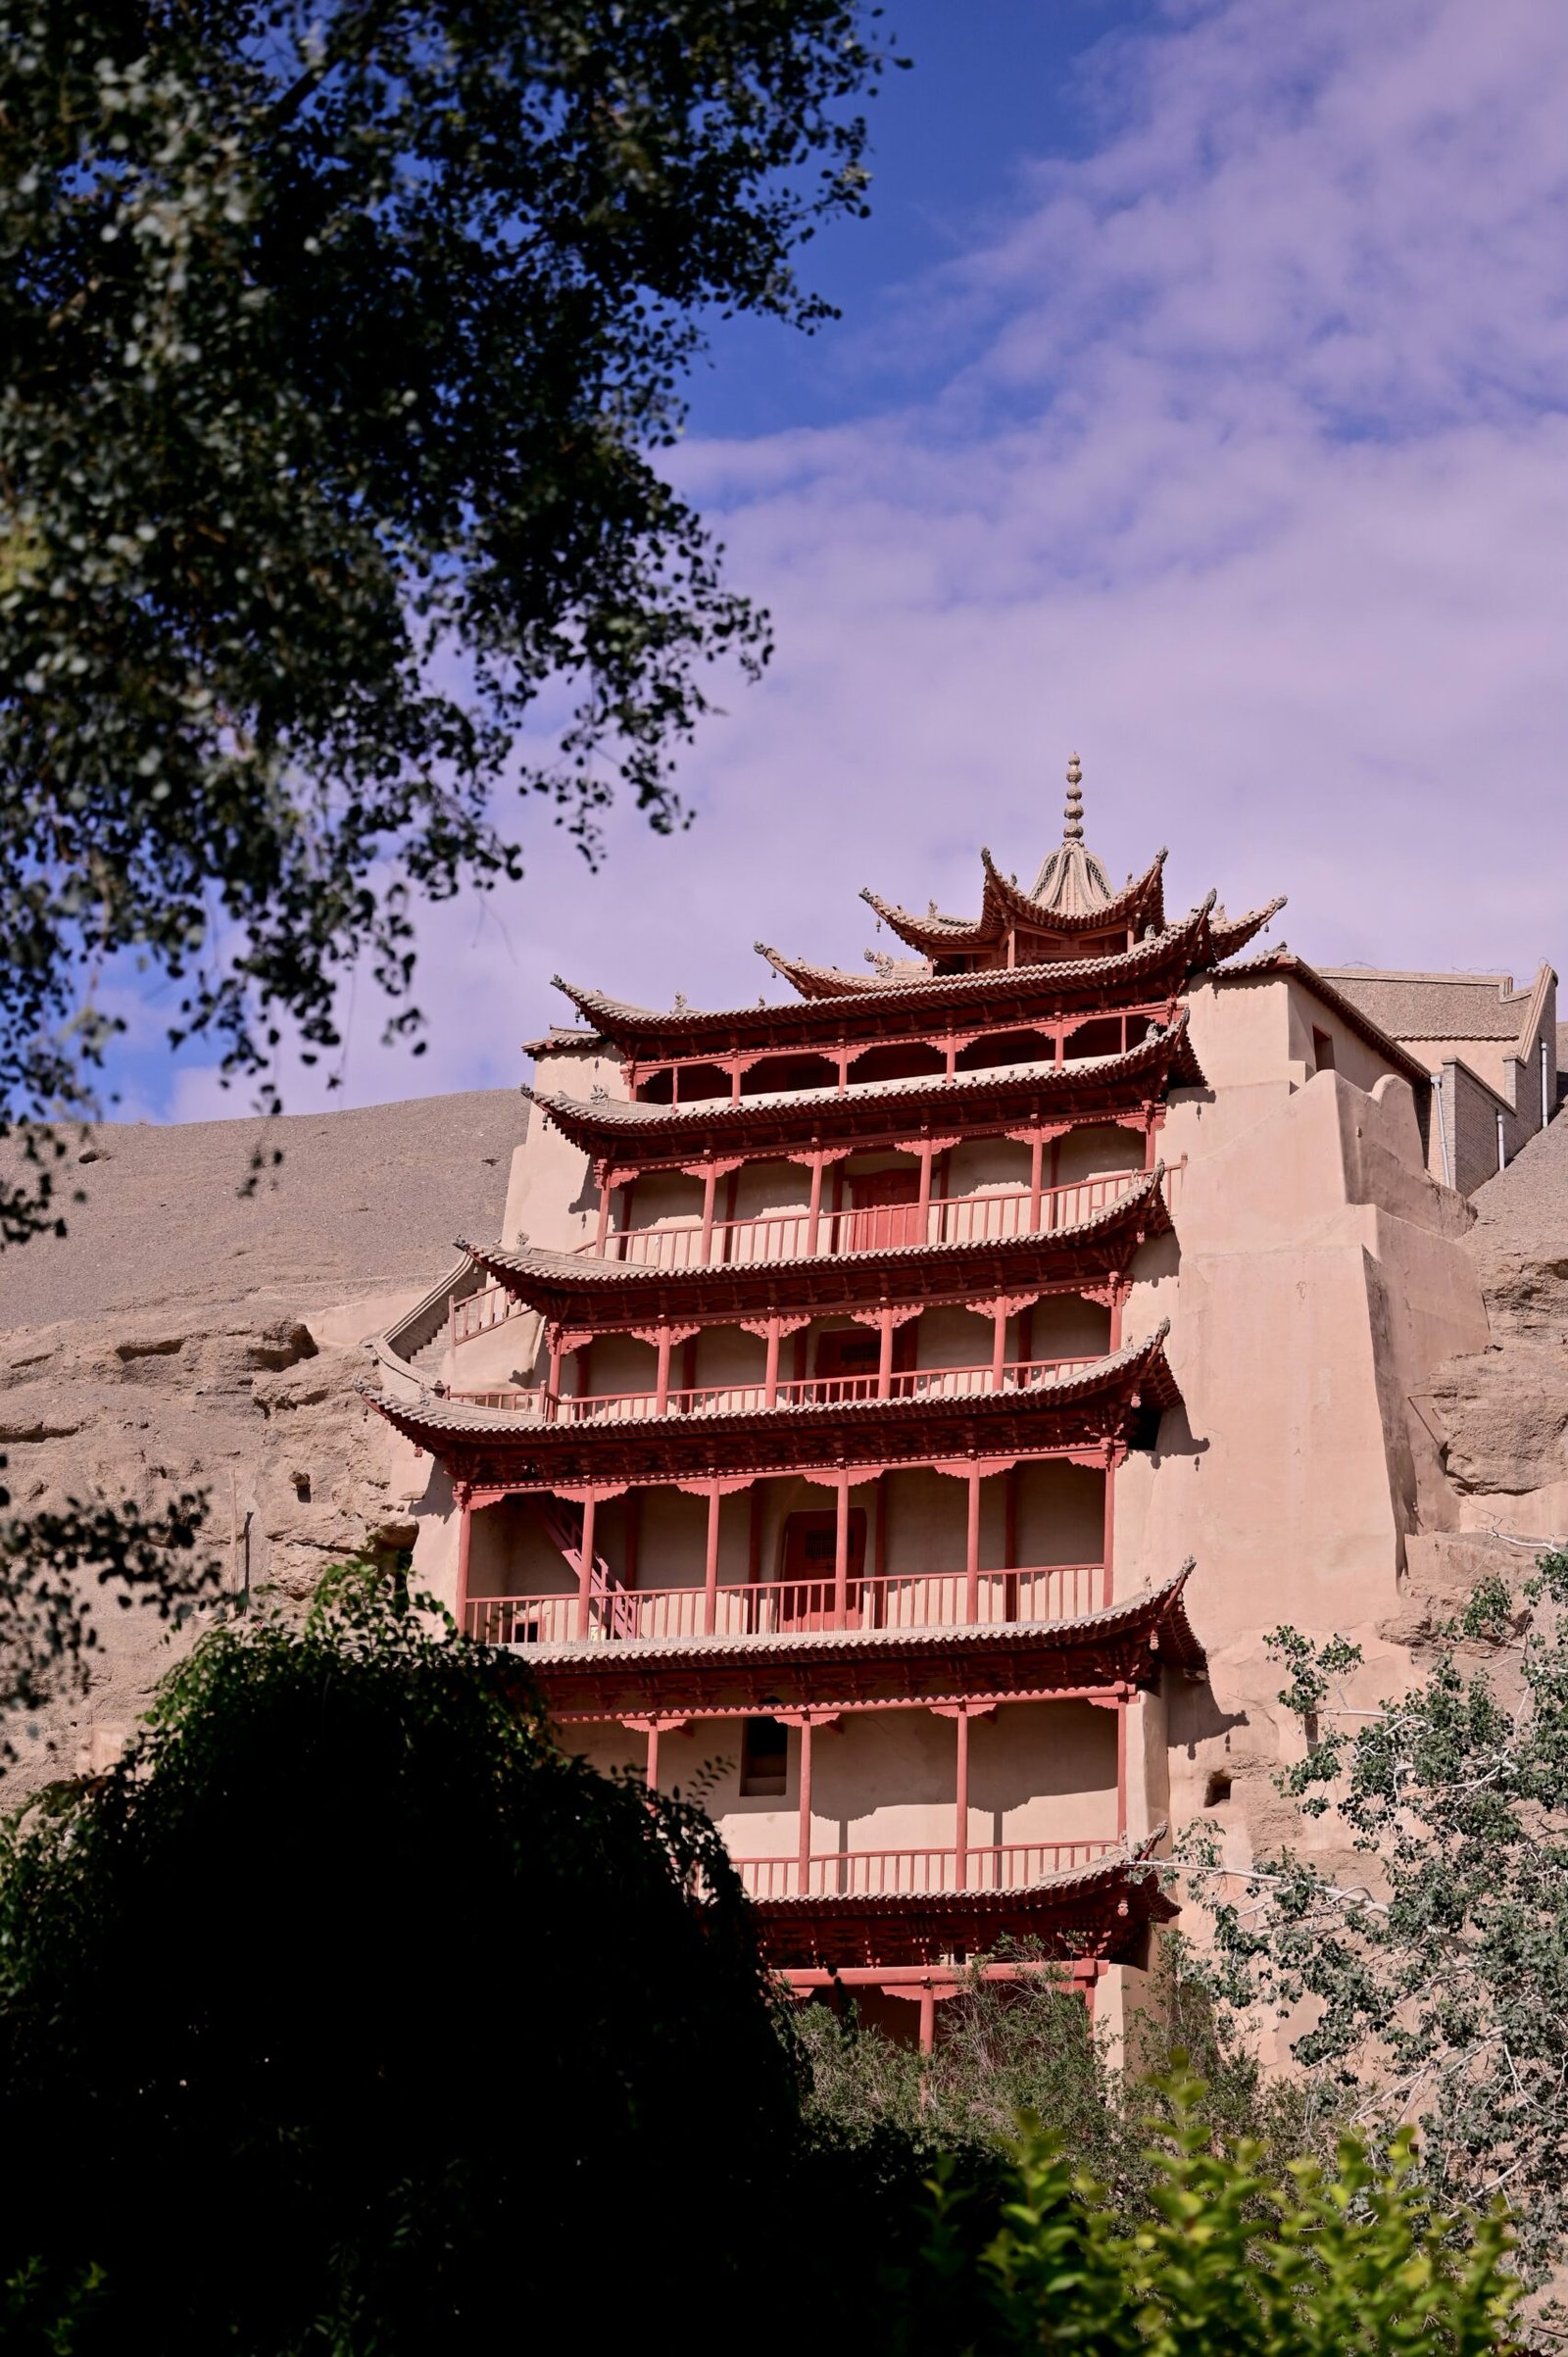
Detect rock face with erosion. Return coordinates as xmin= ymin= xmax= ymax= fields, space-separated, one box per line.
xmin=1401 ymin=1110 xmax=1568 ymax=1639
xmin=0 ymin=1094 xmax=522 ymax=1787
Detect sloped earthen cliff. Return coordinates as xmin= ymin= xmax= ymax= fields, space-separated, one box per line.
xmin=0 ymin=1093 xmax=523 ymax=1784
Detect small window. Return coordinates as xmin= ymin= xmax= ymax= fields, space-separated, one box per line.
xmin=740 ymin=1717 xmax=789 ymax=1797
xmin=1203 ymin=1770 xmax=1232 ymax=1807
xmin=1311 ymin=1026 xmax=1336 ymax=1073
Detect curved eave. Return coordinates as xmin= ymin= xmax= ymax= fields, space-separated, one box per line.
xmin=752 ymin=1843 xmax=1177 ymax=1971
xmin=362 ymin=1327 xmax=1183 ymax=1489
xmin=559 ymin=902 xmax=1279 ymax=1056
xmin=515 ymin=1564 xmax=1205 ymax=1715
xmin=1210 ymin=896 xmax=1288 ymax=964
xmin=861 ymin=849 xmax=1168 ymax=960
xmin=458 ymin=1167 xmax=1172 ymax=1326
xmin=522 ymin=1017 xmax=1205 ymax=1165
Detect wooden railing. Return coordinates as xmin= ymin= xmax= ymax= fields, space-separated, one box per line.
xmin=734 ymin=1840 xmax=1118 ymax=1899
xmin=447 ymin=1353 xmax=1096 ymax=1423
xmin=464 ymin=1562 xmax=1104 ymax=1648
xmin=451 ymin=1284 xmax=526 ymax=1348
xmin=579 ymin=1169 xmax=1149 ymax=1270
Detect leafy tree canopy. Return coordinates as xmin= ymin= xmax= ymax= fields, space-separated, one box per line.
xmin=0 ymin=1562 xmax=797 ymax=2351
xmin=920 ymin=2075 xmax=1517 ymax=2357
xmin=1174 ymin=1552 xmax=1568 ymax=2283
xmin=0 ymin=0 xmax=897 ymax=1235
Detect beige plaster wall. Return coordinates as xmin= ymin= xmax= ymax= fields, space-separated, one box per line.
xmin=504 ymin=1041 xmax=625 ymax=1253
xmin=1117 ymin=1040 xmax=1489 ymax=1891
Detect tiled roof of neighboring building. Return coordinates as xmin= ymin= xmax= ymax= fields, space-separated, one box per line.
xmin=1318 ymin=966 xmax=1551 ymax=1047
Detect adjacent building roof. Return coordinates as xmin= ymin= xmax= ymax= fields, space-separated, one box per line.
xmin=1320 ymin=963 xmax=1555 ymax=1056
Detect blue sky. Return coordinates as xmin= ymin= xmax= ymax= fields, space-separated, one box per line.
xmin=107 ymin=0 xmax=1568 ymax=1122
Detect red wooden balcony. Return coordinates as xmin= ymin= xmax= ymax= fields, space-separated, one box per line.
xmin=447 ymin=1350 xmax=1099 ymax=1421
xmin=578 ymin=1169 xmax=1147 ymax=1272
xmin=734 ymin=1839 xmax=1118 ymax=1899
xmin=464 ymin=1561 xmax=1104 ymax=1647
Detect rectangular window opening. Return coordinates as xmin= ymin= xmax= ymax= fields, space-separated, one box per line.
xmin=1311 ymin=1026 xmax=1336 ymax=1073
xmin=740 ymin=1716 xmax=789 ymax=1798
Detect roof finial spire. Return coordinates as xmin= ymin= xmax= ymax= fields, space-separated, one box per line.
xmin=1063 ymin=751 xmax=1084 ymax=842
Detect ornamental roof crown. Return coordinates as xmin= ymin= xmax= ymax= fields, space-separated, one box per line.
xmin=1028 ymin=754 xmax=1114 ymax=918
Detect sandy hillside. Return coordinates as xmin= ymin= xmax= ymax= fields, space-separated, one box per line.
xmin=0 ymin=1092 xmax=523 ymax=1787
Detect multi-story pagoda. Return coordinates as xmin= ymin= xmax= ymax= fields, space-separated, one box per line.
xmin=368 ymin=761 xmax=1288 ymax=2038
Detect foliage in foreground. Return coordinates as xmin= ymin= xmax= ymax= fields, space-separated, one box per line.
xmin=0 ymin=1481 xmax=217 ymax=1771
xmin=0 ymin=1562 xmax=795 ymax=2353
xmin=1174 ymin=1549 xmax=1568 ymax=2282
xmin=0 ymin=0 xmax=899 ymax=1230
xmin=919 ymin=2076 xmax=1518 ymax=2357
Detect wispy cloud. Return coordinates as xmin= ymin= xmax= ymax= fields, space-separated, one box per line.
xmin=116 ymin=0 xmax=1568 ymax=1117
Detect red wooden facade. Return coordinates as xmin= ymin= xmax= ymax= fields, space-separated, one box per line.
xmin=369 ymin=774 xmax=1282 ymax=2032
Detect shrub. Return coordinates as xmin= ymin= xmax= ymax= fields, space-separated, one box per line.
xmin=0 ymin=1563 xmax=796 ymax=2353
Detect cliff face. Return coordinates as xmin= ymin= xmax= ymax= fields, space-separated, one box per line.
xmin=0 ymin=1093 xmax=523 ymax=1786
xmin=1381 ymin=1110 xmax=1568 ymax=1652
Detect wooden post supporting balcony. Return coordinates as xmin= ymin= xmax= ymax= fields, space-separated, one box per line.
xmin=703 ymin=1482 xmax=722 ymax=1636
xmin=700 ymin=1167 xmax=718 ymax=1264
xmin=655 ymin=1326 xmax=672 ymax=1416
xmin=877 ymin=1310 xmax=895 ymax=1400
xmin=916 ymin=1140 xmax=934 ymax=1230
xmin=990 ymin=1302 xmax=1008 ymax=1392
xmin=593 ymin=1174 xmax=612 ymax=1257
xmin=763 ymin=1317 xmax=780 ymax=1408
xmin=1102 ymin=1448 xmax=1118 ymax=1611
xmin=456 ymin=1498 xmax=472 ymax=1636
xmin=1117 ymin=1699 xmax=1129 ymax=1842
xmin=546 ymin=1335 xmax=564 ymax=1422
xmin=797 ymin=1717 xmax=813 ymax=1891
xmin=806 ymin=1155 xmax=825 ymax=1255
xmin=954 ymin=1708 xmax=970 ymax=1890
xmin=833 ymin=1473 xmax=851 ymax=1627
xmin=965 ymin=1466 xmax=981 ymax=1620
xmin=574 ymin=1491 xmax=598 ymax=1642
xmin=1029 ymin=1135 xmax=1044 ymax=1229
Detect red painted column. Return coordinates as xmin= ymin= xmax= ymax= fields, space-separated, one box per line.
xmin=833 ymin=1475 xmax=850 ymax=1627
xmin=763 ymin=1317 xmax=780 ymax=1409
xmin=954 ymin=1708 xmax=970 ymax=1891
xmin=594 ymin=1173 xmax=612 ymax=1256
xmin=877 ymin=1310 xmax=895 ymax=1400
xmin=1102 ymin=1451 xmax=1116 ymax=1611
xmin=1108 ymin=1284 xmax=1124 ymax=1352
xmin=700 ymin=1167 xmax=718 ymax=1264
xmin=1029 ymin=1136 xmax=1044 ymax=1230
xmin=965 ymin=1467 xmax=981 ymax=1621
xmin=917 ymin=1140 xmax=934 ymax=1239
xmin=797 ymin=1719 xmax=814 ymax=1893
xmin=806 ymin=1155 xmax=825 ymax=1255
xmin=655 ymin=1326 xmax=671 ymax=1416
xmin=1116 ymin=1698 xmax=1129 ymax=1842
xmin=456 ymin=1499 xmax=472 ymax=1639
xmin=990 ymin=1302 xmax=1008 ymax=1392
xmin=704 ymin=1482 xmax=722 ymax=1636
xmin=646 ymin=1722 xmax=661 ymax=1792
xmin=547 ymin=1335 xmax=563 ymax=1422
xmin=574 ymin=1492 xmax=598 ymax=1641
xmin=918 ymin=1985 xmax=936 ymax=2054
